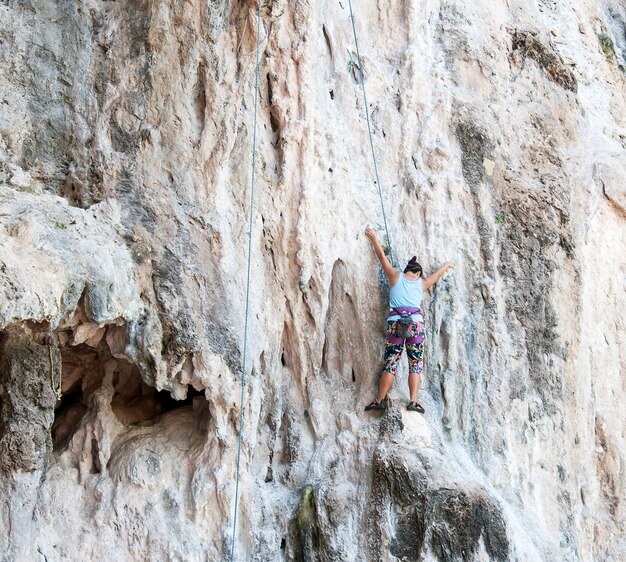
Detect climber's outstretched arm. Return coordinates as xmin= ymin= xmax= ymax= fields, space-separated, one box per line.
xmin=423 ymin=262 xmax=454 ymax=291
xmin=365 ymin=227 xmax=399 ymax=284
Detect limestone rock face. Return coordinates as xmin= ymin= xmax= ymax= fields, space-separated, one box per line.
xmin=0 ymin=1 xmax=625 ymax=561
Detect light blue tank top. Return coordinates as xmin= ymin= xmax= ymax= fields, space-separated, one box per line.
xmin=388 ymin=274 xmax=424 ymax=321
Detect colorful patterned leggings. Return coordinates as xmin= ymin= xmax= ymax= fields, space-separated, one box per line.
xmin=383 ymin=320 xmax=425 ymax=376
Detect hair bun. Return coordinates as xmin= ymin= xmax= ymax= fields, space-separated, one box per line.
xmin=403 ymin=257 xmax=422 ymax=274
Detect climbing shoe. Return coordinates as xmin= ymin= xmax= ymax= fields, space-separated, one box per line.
xmin=365 ymin=400 xmax=386 ymax=412
xmin=407 ymin=401 xmax=425 ymax=413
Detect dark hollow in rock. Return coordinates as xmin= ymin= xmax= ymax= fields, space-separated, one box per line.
xmin=52 ymin=327 xmax=204 ymax=453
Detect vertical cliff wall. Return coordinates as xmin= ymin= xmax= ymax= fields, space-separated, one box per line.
xmin=0 ymin=0 xmax=624 ymax=560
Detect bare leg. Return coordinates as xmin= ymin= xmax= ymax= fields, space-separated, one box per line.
xmin=408 ymin=372 xmax=421 ymax=403
xmin=373 ymin=343 xmax=403 ymax=403
xmin=375 ymin=371 xmax=395 ymax=403
xmin=407 ymin=340 xmax=424 ymax=404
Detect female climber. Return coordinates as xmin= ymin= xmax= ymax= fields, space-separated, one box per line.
xmin=364 ymin=226 xmax=454 ymax=413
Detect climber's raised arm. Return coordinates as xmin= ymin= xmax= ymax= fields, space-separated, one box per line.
xmin=365 ymin=227 xmax=399 ymax=284
xmin=422 ymin=262 xmax=454 ymax=291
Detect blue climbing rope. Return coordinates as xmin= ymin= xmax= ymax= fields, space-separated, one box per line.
xmin=347 ymin=0 xmax=395 ymax=266
xmin=230 ymin=1 xmax=262 ymax=560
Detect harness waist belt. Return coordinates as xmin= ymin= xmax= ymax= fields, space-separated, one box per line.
xmin=388 ymin=307 xmax=420 ymax=317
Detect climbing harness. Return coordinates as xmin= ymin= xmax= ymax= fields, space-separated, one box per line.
xmin=391 ymin=307 xmax=419 ymax=340
xmin=48 ymin=342 xmax=62 ymax=401
xmin=347 ymin=0 xmax=395 ymax=266
xmin=387 ymin=307 xmax=425 ymax=345
xmin=230 ymin=1 xmax=262 ymax=560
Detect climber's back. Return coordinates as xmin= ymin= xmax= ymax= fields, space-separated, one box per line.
xmin=389 ymin=271 xmax=424 ymax=310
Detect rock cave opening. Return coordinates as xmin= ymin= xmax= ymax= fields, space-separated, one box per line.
xmin=50 ymin=313 xmax=204 ymax=455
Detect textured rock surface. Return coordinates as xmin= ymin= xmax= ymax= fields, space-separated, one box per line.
xmin=0 ymin=0 xmax=625 ymax=560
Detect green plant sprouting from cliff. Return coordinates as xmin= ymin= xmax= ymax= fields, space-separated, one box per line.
xmin=597 ymin=32 xmax=615 ymax=60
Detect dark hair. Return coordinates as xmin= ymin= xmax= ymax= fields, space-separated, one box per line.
xmin=404 ymin=256 xmax=423 ymax=275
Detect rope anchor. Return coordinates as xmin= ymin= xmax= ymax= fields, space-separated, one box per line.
xmin=347 ymin=49 xmax=364 ymax=84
